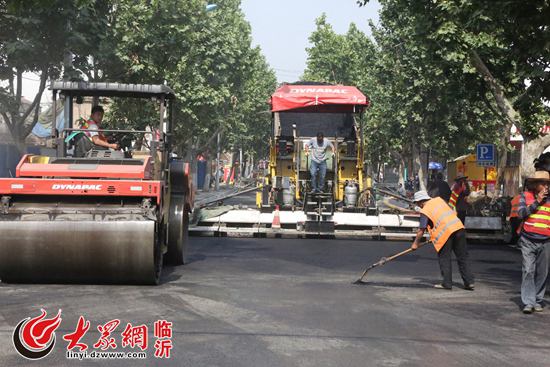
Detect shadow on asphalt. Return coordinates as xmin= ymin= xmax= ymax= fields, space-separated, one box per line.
xmin=355 ymin=281 xmax=435 ymax=289
xmin=509 ymin=296 xmax=525 ymax=310
xmin=160 ymin=265 xmax=183 ymax=284
xmin=186 ymin=253 xmax=207 ymax=264
xmin=476 ymin=267 xmax=522 ymax=290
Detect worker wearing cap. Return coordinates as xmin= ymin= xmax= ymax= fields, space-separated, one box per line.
xmin=449 ymin=174 xmax=470 ymax=224
xmin=305 ymin=132 xmax=334 ymax=193
xmin=516 ymin=171 xmax=550 ymax=314
xmin=411 ymin=191 xmax=475 ymax=290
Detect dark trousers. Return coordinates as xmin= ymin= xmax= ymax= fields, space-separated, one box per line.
xmin=457 ymin=211 xmax=467 ymax=225
xmin=519 ymin=236 xmax=549 ymax=307
xmin=437 ymin=229 xmax=475 ymax=288
xmin=510 ymin=218 xmax=521 ymax=245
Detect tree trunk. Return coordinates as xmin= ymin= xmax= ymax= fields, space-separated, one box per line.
xmin=412 ymin=137 xmax=427 ymax=191
xmin=13 ymin=136 xmax=26 ymax=155
xmin=397 ymin=154 xmax=405 ymax=186
xmin=2 ymin=68 xmax=49 ymax=155
xmin=184 ymin=139 xmax=198 ymax=190
xmin=469 ymin=50 xmax=518 ymax=196
xmin=523 ymin=135 xmax=550 ymax=179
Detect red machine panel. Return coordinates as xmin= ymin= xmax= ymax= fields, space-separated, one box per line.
xmin=0 ymin=178 xmax=162 ymax=203
xmin=16 ymin=155 xmax=152 ymax=180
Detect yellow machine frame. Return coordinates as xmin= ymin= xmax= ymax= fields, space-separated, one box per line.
xmin=257 ymin=111 xmax=367 ymax=209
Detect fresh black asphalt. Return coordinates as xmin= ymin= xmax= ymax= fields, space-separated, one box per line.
xmin=0 ymin=237 xmax=548 ymax=366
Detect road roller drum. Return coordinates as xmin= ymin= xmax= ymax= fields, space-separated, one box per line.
xmin=0 ymin=219 xmax=160 ymax=284
xmin=0 ymin=82 xmax=192 ymax=284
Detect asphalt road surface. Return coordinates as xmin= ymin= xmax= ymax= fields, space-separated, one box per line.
xmin=0 ymin=238 xmax=548 ymax=367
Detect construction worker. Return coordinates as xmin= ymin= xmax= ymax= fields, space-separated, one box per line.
xmin=305 ymin=132 xmax=334 ymax=193
xmin=516 ymin=171 xmax=550 ymax=314
xmin=83 ymin=106 xmax=119 ymax=150
xmin=508 ymin=179 xmax=528 ymax=245
xmin=449 ymin=174 xmax=470 ymax=224
xmin=427 ymin=172 xmax=452 ymax=202
xmin=411 ymin=190 xmax=475 ymax=290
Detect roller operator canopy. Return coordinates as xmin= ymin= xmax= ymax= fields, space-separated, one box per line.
xmin=271 ymin=83 xmax=369 ymax=113
xmin=51 ymin=81 xmax=176 ymax=99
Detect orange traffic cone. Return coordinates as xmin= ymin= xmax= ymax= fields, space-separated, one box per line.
xmin=272 ymin=205 xmax=281 ymax=229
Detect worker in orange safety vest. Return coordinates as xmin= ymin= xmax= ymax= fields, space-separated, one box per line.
xmin=448 ymin=174 xmax=470 ymax=224
xmin=516 ymin=171 xmax=550 ymax=314
xmin=411 ymin=190 xmax=475 ymax=290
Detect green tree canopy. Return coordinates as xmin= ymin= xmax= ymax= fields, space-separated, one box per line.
xmin=0 ymin=0 xmax=108 ymax=150
xmin=0 ymin=0 xmax=276 ymax=160
xmin=96 ymin=0 xmax=276 ymax=159
xmin=305 ymin=1 xmax=549 ymax=188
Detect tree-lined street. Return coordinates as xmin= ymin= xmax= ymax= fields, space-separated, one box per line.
xmin=1 ymin=1 xmax=549 ymax=366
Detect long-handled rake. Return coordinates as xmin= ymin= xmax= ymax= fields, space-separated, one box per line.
xmin=352 ymin=241 xmax=430 ymax=285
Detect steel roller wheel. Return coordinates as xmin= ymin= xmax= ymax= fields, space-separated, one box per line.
xmin=0 ymin=219 xmax=163 ymax=284
xmin=166 ymin=192 xmax=189 ymax=265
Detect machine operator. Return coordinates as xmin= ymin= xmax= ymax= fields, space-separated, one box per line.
xmin=83 ymin=105 xmax=119 ymax=150
xmin=305 ymin=132 xmax=334 ymax=193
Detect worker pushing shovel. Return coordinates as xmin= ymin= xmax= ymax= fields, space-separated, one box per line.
xmin=354 ymin=191 xmax=475 ymax=290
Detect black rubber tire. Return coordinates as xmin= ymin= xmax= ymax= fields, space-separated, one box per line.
xmin=166 ymin=193 xmax=189 ymax=265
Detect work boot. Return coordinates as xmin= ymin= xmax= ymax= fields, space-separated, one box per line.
xmin=534 ymin=304 xmax=543 ymax=312
xmin=434 ymin=284 xmax=452 ymax=290
xmin=523 ymin=305 xmax=534 ymax=314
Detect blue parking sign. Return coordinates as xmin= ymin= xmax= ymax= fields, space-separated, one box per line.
xmin=476 ymin=144 xmax=495 ymax=165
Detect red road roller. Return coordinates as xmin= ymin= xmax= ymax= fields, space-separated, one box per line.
xmin=0 ymin=82 xmax=193 ymax=284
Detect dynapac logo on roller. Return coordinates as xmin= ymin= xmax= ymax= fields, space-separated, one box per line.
xmin=51 ymin=184 xmax=103 ymax=190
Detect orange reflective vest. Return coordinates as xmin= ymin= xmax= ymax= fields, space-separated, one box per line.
xmin=521 ymin=191 xmax=550 ymax=237
xmin=420 ymin=197 xmax=465 ymax=252
xmin=509 ymin=195 xmax=520 ymax=219
xmin=448 ymin=184 xmax=463 ymax=210
xmin=83 ymin=118 xmax=107 ymax=142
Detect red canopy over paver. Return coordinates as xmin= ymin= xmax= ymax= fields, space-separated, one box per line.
xmin=271 ymin=84 xmax=369 ymax=112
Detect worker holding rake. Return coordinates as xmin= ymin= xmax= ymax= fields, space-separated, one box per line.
xmin=411 ymin=191 xmax=475 ymax=290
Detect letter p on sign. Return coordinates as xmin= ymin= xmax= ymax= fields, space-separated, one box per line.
xmin=476 ymin=143 xmax=495 ymax=166
xmin=479 ymin=146 xmax=489 ymax=159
